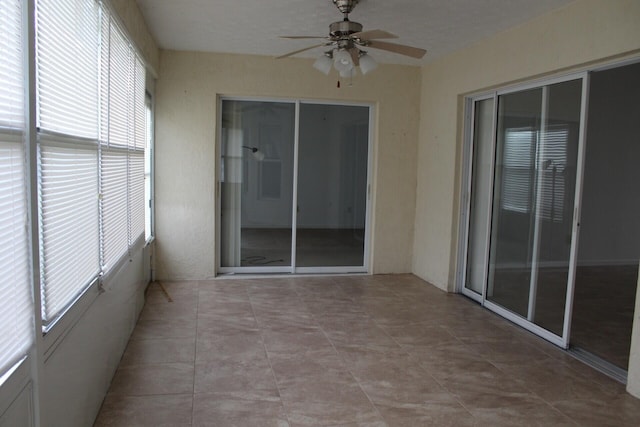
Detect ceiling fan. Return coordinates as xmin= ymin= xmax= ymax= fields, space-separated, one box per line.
xmin=276 ymin=0 xmax=426 ymax=77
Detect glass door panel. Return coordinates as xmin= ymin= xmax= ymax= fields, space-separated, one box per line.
xmin=220 ymin=100 xmax=295 ymax=268
xmin=296 ymin=104 xmax=370 ymax=267
xmin=487 ymin=80 xmax=582 ymax=337
xmin=571 ymin=63 xmax=640 ymax=370
xmin=464 ymin=98 xmax=495 ymax=295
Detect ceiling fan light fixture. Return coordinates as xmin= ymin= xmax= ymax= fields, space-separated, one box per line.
xmin=358 ymin=53 xmax=377 ymax=75
xmin=333 ymin=49 xmax=353 ymax=72
xmin=313 ymin=54 xmax=333 ymax=75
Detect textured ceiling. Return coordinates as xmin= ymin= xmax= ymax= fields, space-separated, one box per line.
xmin=135 ymin=0 xmax=573 ymax=65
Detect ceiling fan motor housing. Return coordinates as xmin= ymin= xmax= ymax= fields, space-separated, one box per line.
xmin=330 ymin=20 xmax=363 ymax=38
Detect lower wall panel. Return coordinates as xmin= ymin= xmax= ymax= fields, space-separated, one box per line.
xmin=0 ymin=383 xmax=33 ymax=427
xmin=40 ymin=247 xmax=150 ymax=427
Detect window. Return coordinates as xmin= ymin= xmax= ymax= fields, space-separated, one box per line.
xmin=0 ymin=0 xmax=33 ymax=377
xmin=35 ymin=0 xmax=146 ymax=326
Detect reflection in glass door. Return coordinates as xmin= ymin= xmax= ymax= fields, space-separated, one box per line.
xmin=487 ymin=80 xmax=582 ymax=338
xmin=219 ymin=99 xmax=371 ymax=273
xmin=462 ymin=78 xmax=585 ymax=346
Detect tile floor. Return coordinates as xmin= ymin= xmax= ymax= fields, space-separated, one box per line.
xmin=94 ymin=274 xmax=640 ymax=426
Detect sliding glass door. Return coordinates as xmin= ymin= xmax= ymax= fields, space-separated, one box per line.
xmin=296 ymin=104 xmax=370 ymax=269
xmin=218 ymin=98 xmax=371 ymax=274
xmin=460 ymin=76 xmax=587 ymax=347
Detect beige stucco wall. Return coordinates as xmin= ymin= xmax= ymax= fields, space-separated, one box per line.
xmin=413 ymin=0 xmax=640 ymax=291
xmin=154 ymin=51 xmax=421 ymax=279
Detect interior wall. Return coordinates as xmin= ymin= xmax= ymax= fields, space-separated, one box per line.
xmin=155 ymin=52 xmax=421 ymax=279
xmin=414 ymin=0 xmax=640 ymax=291
xmin=577 ymin=63 xmax=640 ymax=265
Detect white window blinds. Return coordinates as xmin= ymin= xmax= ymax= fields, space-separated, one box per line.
xmin=0 ymin=0 xmax=33 ymax=376
xmin=36 ymin=0 xmax=99 ymax=139
xmin=100 ymin=16 xmax=146 ymax=272
xmin=501 ymin=128 xmax=535 ymax=214
xmin=36 ymin=0 xmax=146 ymax=324
xmin=36 ymin=0 xmax=101 ymax=322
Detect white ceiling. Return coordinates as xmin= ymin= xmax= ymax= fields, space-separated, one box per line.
xmin=135 ymin=0 xmax=574 ymax=66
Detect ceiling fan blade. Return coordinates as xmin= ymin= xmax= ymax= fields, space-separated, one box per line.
xmin=280 ymin=36 xmax=328 ymax=39
xmin=351 ymin=29 xmax=398 ymax=40
xmin=366 ymin=40 xmax=426 ymax=59
xmin=349 ymin=48 xmax=360 ymax=66
xmin=276 ymin=43 xmax=327 ymax=59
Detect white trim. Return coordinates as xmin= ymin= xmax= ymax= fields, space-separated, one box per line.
xmin=214 ymin=95 xmax=223 ymax=275
xmin=25 ymin=0 xmax=43 ymax=423
xmin=362 ymin=104 xmax=375 ymax=273
xmin=290 ymin=101 xmax=300 ymax=273
xmin=459 ymin=95 xmax=498 ymax=302
xmin=295 ymin=266 xmax=368 ymax=275
xmin=456 ymin=97 xmax=474 ymax=295
xmin=561 ymin=73 xmax=591 ymax=348
xmin=484 ymin=299 xmax=565 ymax=347
xmin=217 ymin=266 xmax=294 ymax=275
xmin=483 ymin=97 xmax=498 ymax=300
xmin=496 ymin=72 xmax=586 ymax=96
xmin=527 ymin=86 xmax=550 ymax=322
xmin=577 ymin=259 xmax=640 ymax=267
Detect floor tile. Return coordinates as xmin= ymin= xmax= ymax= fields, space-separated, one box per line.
xmin=196 ymin=330 xmax=265 ymax=363
xmin=278 ymin=374 xmax=381 ymax=426
xmin=194 ymin=358 xmax=279 ymax=400
xmin=375 ymin=402 xmax=475 ymax=427
xmin=268 ymin=347 xmax=348 ymax=382
xmin=470 ymin=402 xmax=575 ymax=426
xmin=130 ymin=317 xmax=197 ymax=340
xmin=94 ymin=393 xmax=192 ymax=427
xmin=495 ymin=359 xmax=620 ymax=403
xmin=552 ymin=395 xmax=640 ymax=427
xmin=120 ymin=337 xmax=196 ymax=366
xmin=381 ymin=323 xmax=460 ymax=347
xmin=261 ymin=326 xmax=333 ymax=353
xmin=192 ymin=395 xmax=288 ymax=427
xmin=108 ymin=363 xmax=194 ymax=396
